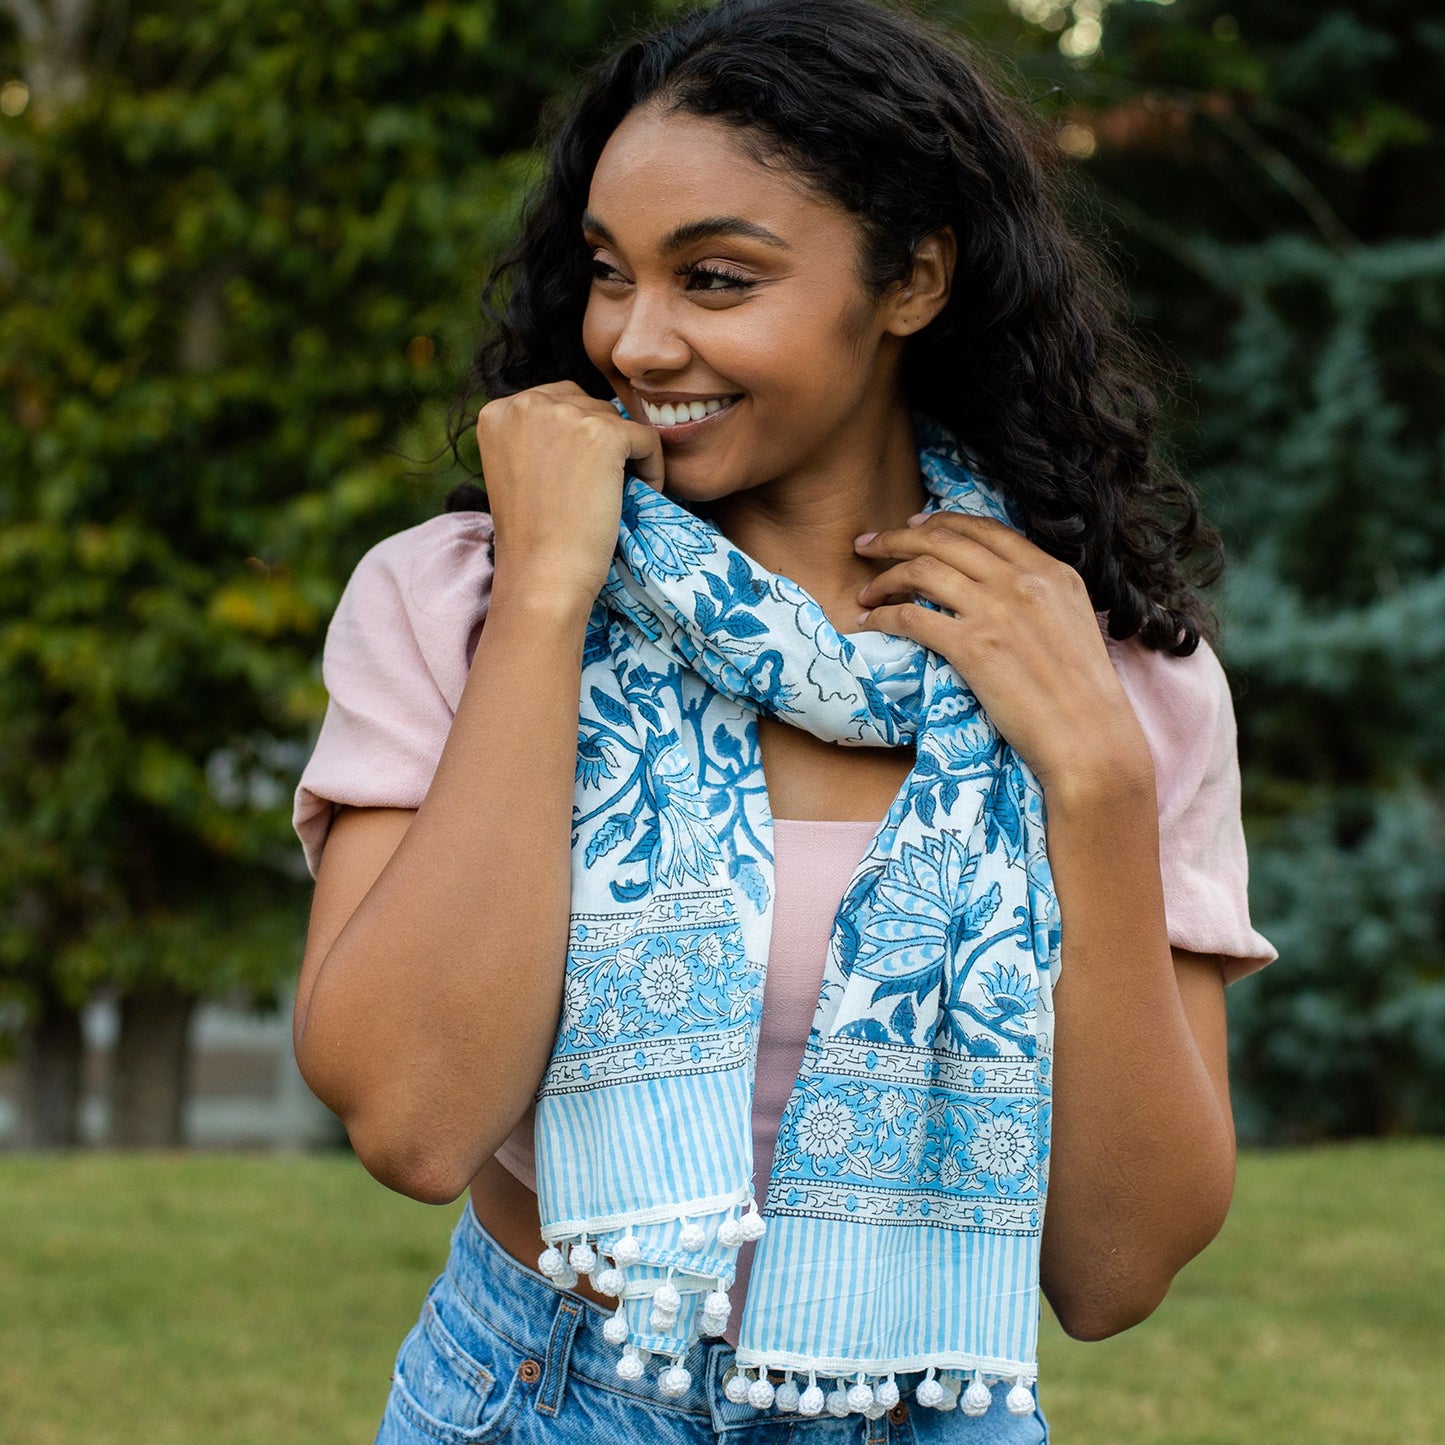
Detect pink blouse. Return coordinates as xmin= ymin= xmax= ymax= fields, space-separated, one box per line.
xmin=292 ymin=511 xmax=1277 ymax=1344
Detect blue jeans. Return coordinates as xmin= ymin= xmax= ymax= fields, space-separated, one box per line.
xmin=375 ymin=1199 xmax=1049 ymax=1444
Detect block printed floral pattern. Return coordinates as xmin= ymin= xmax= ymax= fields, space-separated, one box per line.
xmin=531 ymin=410 xmax=1059 ymax=1377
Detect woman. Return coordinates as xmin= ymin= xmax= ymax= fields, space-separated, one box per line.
xmin=291 ymin=1 xmax=1277 ymax=1440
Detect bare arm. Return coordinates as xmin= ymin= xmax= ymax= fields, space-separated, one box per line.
xmin=294 ymin=583 xmax=591 ymax=1203
xmin=853 ymin=512 xmax=1237 ymax=1339
xmin=1036 ymin=766 xmax=1235 ymax=1340
xmin=293 ymin=382 xmax=664 ymax=1204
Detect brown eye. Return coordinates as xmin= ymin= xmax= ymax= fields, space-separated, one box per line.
xmin=683 ymin=265 xmax=754 ymax=293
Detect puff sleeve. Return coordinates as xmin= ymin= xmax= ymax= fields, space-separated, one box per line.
xmin=1106 ymin=633 xmax=1278 ymax=984
xmin=291 ymin=511 xmax=495 ymax=880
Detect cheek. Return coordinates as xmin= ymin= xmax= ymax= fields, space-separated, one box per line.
xmin=581 ymin=298 xmax=615 ymax=374
xmin=761 ymin=294 xmax=877 ymax=381
xmin=834 ymin=292 xmax=881 ymax=368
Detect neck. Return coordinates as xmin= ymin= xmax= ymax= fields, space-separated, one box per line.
xmin=696 ymin=395 xmax=928 ymax=626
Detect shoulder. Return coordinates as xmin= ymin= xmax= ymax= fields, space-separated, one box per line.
xmin=293 ymin=511 xmax=496 ymax=878
xmin=328 ymin=510 xmax=496 ymax=707
xmin=1106 ymin=629 xmax=1277 ymax=975
xmin=1105 ymin=629 xmax=1231 ymax=739
xmin=1105 ymin=630 xmax=1235 ymax=823
xmin=343 ymin=509 xmax=495 ymax=620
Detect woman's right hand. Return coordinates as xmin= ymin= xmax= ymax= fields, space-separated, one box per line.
xmin=475 ymin=381 xmax=664 ymax=615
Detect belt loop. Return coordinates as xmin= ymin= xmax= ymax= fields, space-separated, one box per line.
xmin=536 ymin=1296 xmax=583 ymax=1417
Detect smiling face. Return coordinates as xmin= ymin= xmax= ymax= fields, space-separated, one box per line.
xmin=581 ymin=102 xmax=937 ymax=510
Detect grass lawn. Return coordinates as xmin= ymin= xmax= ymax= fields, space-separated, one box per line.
xmin=0 ymin=1141 xmax=1440 ymax=1443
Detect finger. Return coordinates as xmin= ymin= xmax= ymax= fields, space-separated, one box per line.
xmin=903 ymin=510 xmax=1043 ymax=568
xmin=489 ymin=380 xmax=590 ymax=407
xmin=854 ymin=521 xmax=1012 ymax=585
xmin=551 ymin=396 xmax=664 ymax=494
xmin=532 ymin=379 xmax=597 ymax=399
xmin=856 ymin=554 xmax=983 ymax=613
xmin=621 ymin=420 xmax=667 ymax=492
xmin=913 ymin=512 xmax=1094 ymax=612
xmin=552 ymin=394 xmax=664 ymax=489
xmin=856 ymin=597 xmax=959 ymax=654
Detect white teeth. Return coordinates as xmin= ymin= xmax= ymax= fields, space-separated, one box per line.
xmin=641 ymin=396 xmax=739 ymax=427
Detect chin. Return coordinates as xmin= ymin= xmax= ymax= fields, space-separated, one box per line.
xmin=654 ymin=465 xmax=741 ymax=508
xmin=657 ymin=486 xmax=720 ymax=521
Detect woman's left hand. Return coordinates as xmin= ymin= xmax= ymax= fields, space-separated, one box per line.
xmin=853 ymin=512 xmax=1152 ymax=796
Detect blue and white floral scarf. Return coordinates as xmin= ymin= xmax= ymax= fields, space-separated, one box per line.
xmin=530 ymin=409 xmax=1060 ymax=1421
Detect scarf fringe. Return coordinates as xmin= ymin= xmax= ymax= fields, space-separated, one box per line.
xmin=720 ymin=1364 xmax=1038 ymax=1419
xmin=535 ymin=1198 xmax=1037 ymax=1421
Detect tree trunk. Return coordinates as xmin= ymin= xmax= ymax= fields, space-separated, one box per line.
xmin=111 ymin=985 xmax=197 ymax=1148
xmin=15 ymin=986 xmax=84 ymax=1148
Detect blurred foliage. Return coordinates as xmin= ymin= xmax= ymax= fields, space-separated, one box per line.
xmin=0 ymin=0 xmax=675 ymax=1023
xmin=1 ymin=0 xmax=1440 ymax=1138
xmin=1011 ymin=0 xmax=1445 ymax=1138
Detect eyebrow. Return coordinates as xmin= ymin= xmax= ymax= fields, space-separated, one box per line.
xmin=581 ymin=211 xmax=792 ymax=255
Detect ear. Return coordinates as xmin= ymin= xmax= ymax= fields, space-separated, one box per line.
xmin=882 ymin=227 xmax=956 ymax=337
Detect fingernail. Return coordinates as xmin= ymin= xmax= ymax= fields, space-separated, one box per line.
xmin=856 ymin=611 xmax=871 ymax=626
xmin=907 ymin=512 xmax=930 ymax=526
xmin=854 ymin=531 xmax=877 ymax=546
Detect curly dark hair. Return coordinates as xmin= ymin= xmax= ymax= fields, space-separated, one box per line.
xmin=443 ymin=0 xmax=1222 ymax=655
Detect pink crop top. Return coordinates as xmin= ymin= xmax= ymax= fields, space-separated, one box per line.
xmin=292 ymin=511 xmax=1277 ymax=1344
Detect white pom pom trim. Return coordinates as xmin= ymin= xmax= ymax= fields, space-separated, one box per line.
xmin=774 ymin=1373 xmax=801 ymax=1413
xmin=658 ymin=1362 xmax=692 ymax=1397
xmin=706 ymin=1364 xmax=1052 ymax=1420
xmin=747 ymin=1376 xmax=775 ymax=1409
xmin=916 ymin=1366 xmax=945 ymax=1408
xmin=962 ymin=1372 xmax=992 ymax=1416
xmin=798 ymin=1373 xmax=825 ymax=1417
xmin=583 ymin=1244 xmax=1039 ymax=1428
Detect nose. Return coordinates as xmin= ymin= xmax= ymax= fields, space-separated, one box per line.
xmin=608 ymin=286 xmax=692 ymax=380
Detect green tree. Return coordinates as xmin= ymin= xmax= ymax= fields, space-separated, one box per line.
xmin=992 ymin=0 xmax=1445 ymax=1136
xmin=0 ymin=0 xmax=673 ymax=1145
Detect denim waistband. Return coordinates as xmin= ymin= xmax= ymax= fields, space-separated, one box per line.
xmin=445 ymin=1198 xmax=912 ymax=1439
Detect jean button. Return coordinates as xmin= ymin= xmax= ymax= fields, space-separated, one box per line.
xmin=518 ymin=1359 xmax=542 ymax=1383
xmin=888 ymin=1401 xmax=909 ymax=1423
